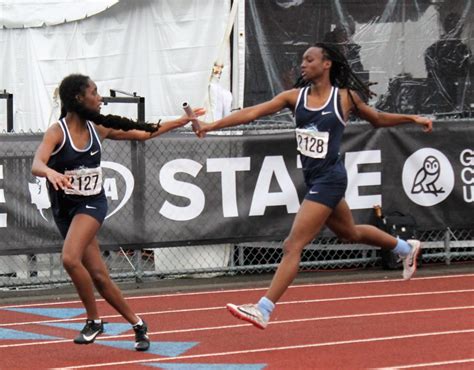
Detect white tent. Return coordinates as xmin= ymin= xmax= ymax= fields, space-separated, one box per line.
xmin=0 ymin=0 xmax=239 ymax=131
xmin=0 ymin=0 xmax=119 ymax=28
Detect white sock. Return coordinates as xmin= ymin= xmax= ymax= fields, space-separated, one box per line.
xmin=133 ymin=317 xmax=143 ymax=327
xmin=392 ymin=238 xmax=411 ymax=256
xmin=257 ymin=297 xmax=275 ymax=321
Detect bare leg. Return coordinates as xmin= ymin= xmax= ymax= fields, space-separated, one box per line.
xmin=228 ymin=196 xmax=410 ymax=329
xmin=265 ymin=200 xmax=333 ymax=303
xmin=61 ymin=214 xmax=102 ymax=320
xmin=82 ymin=239 xmax=139 ymax=325
xmin=326 ymin=199 xmax=397 ymax=248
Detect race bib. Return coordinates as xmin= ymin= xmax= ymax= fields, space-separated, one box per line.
xmin=295 ymin=129 xmax=329 ymax=159
xmin=64 ymin=167 xmax=102 ymax=196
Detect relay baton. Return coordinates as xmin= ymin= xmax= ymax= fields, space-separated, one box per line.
xmin=182 ymin=102 xmax=200 ymax=131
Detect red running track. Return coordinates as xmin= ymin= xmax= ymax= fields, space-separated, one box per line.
xmin=0 ymin=273 xmax=473 ymax=369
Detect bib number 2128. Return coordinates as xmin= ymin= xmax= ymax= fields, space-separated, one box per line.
xmin=295 ymin=129 xmax=329 ymax=159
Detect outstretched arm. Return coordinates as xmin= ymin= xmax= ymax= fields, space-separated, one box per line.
xmin=196 ymin=89 xmax=297 ymax=136
xmin=349 ymin=90 xmax=433 ymax=132
xmin=101 ymin=108 xmax=206 ymax=141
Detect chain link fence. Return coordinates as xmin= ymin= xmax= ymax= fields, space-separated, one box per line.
xmin=1 ymin=228 xmax=472 ymax=289
xmin=1 ymin=123 xmax=473 ymax=290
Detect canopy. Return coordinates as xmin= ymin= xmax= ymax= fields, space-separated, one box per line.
xmin=0 ymin=0 xmax=118 ymax=28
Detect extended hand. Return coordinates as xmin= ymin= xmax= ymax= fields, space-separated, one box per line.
xmin=180 ymin=107 xmax=206 ymax=127
xmin=414 ymin=116 xmax=433 ymax=133
xmin=194 ymin=120 xmax=212 ymax=139
xmin=191 ymin=107 xmax=206 ymax=118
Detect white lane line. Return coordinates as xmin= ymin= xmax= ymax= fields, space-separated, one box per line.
xmin=1 ymin=273 xmax=472 ymax=309
xmin=378 ymin=358 xmax=474 ymax=369
xmin=1 ymin=305 xmax=472 ymax=349
xmin=2 ymin=288 xmax=473 ymax=327
xmin=50 ymin=329 xmax=474 ymax=369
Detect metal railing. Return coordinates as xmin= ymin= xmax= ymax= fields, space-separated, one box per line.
xmin=0 ymin=91 xmax=14 ymax=132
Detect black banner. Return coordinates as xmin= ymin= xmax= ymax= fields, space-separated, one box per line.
xmin=0 ymin=121 xmax=472 ymax=254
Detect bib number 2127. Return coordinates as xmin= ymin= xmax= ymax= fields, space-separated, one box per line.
xmin=64 ymin=167 xmax=102 ymax=196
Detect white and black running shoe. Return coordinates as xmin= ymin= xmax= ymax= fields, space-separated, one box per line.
xmin=401 ymin=239 xmax=422 ymax=280
xmin=226 ymin=303 xmax=268 ymax=329
xmin=74 ymin=319 xmax=104 ymax=344
xmin=133 ymin=321 xmax=150 ymax=351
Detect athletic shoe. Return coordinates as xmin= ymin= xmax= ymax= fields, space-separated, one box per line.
xmin=74 ymin=319 xmax=104 ymax=344
xmin=226 ymin=303 xmax=268 ymax=329
xmin=133 ymin=320 xmax=150 ymax=351
xmin=401 ymin=239 xmax=421 ymax=280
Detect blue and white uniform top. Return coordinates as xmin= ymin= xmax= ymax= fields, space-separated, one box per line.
xmin=47 ymin=118 xmax=103 ymax=197
xmin=294 ymin=85 xmax=346 ymax=182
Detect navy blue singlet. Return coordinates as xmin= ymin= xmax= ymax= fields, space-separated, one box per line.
xmin=294 ymin=86 xmax=348 ymax=208
xmin=294 ymin=85 xmax=346 ymax=179
xmin=48 ymin=119 xmax=102 ymax=174
xmin=47 ymin=119 xmax=107 ymax=237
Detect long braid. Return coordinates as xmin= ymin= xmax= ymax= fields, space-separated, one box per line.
xmin=59 ymin=74 xmax=158 ymax=133
xmin=294 ymin=42 xmax=375 ymax=103
xmin=72 ymin=103 xmax=159 ymax=132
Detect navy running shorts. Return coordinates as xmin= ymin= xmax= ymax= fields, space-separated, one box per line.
xmin=304 ymin=161 xmax=348 ymax=209
xmin=53 ymin=192 xmax=108 ymax=239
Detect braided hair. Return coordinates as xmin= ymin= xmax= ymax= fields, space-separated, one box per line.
xmin=294 ymin=42 xmax=375 ymax=104
xmin=58 ymin=74 xmax=158 ymax=133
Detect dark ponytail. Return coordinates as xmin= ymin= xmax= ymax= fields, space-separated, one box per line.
xmin=58 ymin=74 xmax=158 ymax=133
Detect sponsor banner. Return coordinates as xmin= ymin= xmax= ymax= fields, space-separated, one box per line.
xmin=342 ymin=124 xmax=473 ymax=230
xmin=0 ymin=121 xmax=472 ymax=254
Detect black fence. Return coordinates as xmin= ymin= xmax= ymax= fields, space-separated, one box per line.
xmin=0 ymin=119 xmax=472 ymax=288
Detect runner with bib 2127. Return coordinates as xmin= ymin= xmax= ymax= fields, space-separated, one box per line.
xmin=32 ymin=74 xmax=205 ymax=348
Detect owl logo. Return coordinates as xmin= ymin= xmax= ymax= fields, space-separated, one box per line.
xmin=402 ymin=148 xmax=454 ymax=207
xmin=411 ymin=155 xmax=444 ymax=196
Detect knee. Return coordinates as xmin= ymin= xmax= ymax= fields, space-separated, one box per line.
xmin=282 ymin=238 xmax=303 ymax=257
xmin=347 ymin=232 xmax=362 ymax=243
xmin=62 ymin=254 xmax=81 ymax=272
xmin=338 ymin=227 xmax=362 ymax=243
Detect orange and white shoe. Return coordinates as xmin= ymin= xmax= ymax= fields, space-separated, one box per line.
xmin=226 ymin=303 xmax=268 ymax=329
xmin=401 ymin=240 xmax=421 ymax=280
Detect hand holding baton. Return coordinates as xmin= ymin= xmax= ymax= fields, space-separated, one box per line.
xmin=182 ymin=102 xmax=200 ymax=132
